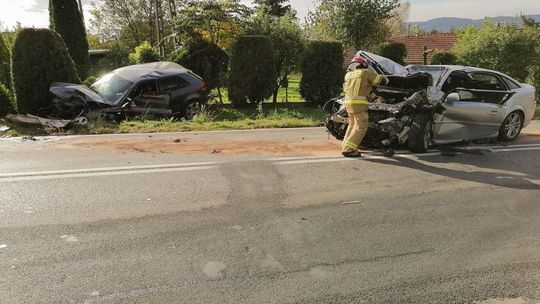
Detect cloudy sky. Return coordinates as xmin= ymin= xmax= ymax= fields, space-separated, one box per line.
xmin=1 ymin=0 xmax=539 ymax=30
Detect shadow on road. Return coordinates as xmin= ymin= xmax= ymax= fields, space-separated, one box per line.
xmin=366 ymin=153 xmax=540 ymax=190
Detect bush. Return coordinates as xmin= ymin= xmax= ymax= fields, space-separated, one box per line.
xmin=376 ymin=42 xmax=407 ymax=65
xmin=0 ymin=84 xmax=14 ymax=117
xmin=227 ymin=35 xmax=277 ymax=105
xmin=50 ymin=0 xmax=90 ymax=79
xmin=169 ymin=38 xmax=229 ymax=89
xmin=12 ymin=28 xmax=80 ymax=115
xmin=430 ymin=51 xmax=458 ymax=65
xmin=300 ymin=41 xmax=344 ymax=105
xmin=0 ymin=33 xmax=11 ymax=89
xmin=129 ymin=41 xmax=160 ymax=64
xmin=453 ymin=20 xmax=539 ymax=82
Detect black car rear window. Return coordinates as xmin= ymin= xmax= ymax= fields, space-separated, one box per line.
xmin=502 ymin=76 xmax=521 ymax=90
xmin=159 ymin=77 xmax=190 ymax=92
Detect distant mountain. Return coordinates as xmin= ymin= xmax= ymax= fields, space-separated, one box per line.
xmin=407 ymin=14 xmax=540 ymax=33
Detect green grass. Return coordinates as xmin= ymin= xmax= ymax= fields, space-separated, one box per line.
xmin=0 ymin=107 xmax=326 ymax=136
xmin=535 ymin=104 xmax=540 ymax=120
xmin=211 ymin=74 xmax=304 ymax=104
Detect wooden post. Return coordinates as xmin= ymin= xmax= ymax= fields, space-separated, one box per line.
xmin=154 ymin=0 xmax=165 ymax=57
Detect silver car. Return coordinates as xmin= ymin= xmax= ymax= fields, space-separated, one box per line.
xmin=325 ymin=51 xmax=537 ymax=152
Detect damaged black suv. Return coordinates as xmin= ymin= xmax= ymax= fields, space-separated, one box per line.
xmin=49 ymin=62 xmax=208 ymax=121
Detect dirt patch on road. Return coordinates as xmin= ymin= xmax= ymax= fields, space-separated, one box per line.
xmin=52 ymin=137 xmax=342 ymax=156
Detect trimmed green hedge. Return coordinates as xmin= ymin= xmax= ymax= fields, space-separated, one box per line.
xmin=49 ymin=0 xmax=90 ymax=79
xmin=300 ymin=41 xmax=344 ymax=105
xmin=12 ymin=28 xmax=80 ymax=115
xmin=376 ymin=42 xmax=407 ymax=65
xmin=0 ymin=33 xmax=11 ymax=89
xmin=430 ymin=51 xmax=458 ymax=65
xmin=0 ymin=84 xmax=14 ymax=117
xmin=169 ymin=38 xmax=228 ymax=89
xmin=228 ymin=35 xmax=276 ymax=106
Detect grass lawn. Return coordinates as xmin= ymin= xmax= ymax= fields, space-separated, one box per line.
xmin=1 ymin=106 xmax=326 ymax=136
xmin=535 ymin=104 xmax=540 ymax=120
xmin=212 ymin=74 xmax=304 ymax=104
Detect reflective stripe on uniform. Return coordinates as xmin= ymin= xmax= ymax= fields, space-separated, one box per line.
xmin=374 ymin=75 xmax=382 ymax=85
xmin=344 ymin=99 xmax=369 ymax=105
xmin=344 ymin=140 xmax=358 ymax=149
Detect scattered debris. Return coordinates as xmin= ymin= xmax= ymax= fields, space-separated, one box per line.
xmin=174 ymin=138 xmax=182 ymax=143
xmin=342 ymin=200 xmax=362 ymax=205
xmin=146 ymin=198 xmax=152 ymax=201
xmin=203 ymin=261 xmax=226 ymax=279
xmin=0 ymin=125 xmax=10 ymax=132
xmin=22 ymin=136 xmax=37 ymax=141
xmin=212 ymin=149 xmax=221 ymax=154
xmin=133 ymin=147 xmax=146 ymax=153
xmin=61 ymin=235 xmax=78 ymax=242
xmin=0 ymin=244 xmax=7 ymax=249
xmin=301 ymin=217 xmax=308 ymax=221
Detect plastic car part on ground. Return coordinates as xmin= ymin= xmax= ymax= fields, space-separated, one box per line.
xmin=5 ymin=113 xmax=82 ymax=130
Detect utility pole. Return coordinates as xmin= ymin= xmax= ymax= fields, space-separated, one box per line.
xmin=155 ymin=0 xmax=165 ymax=57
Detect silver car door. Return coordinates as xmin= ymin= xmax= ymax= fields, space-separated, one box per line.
xmin=434 ymin=72 xmax=511 ymax=142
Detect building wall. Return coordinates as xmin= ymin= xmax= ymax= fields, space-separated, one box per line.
xmin=391 ymin=33 xmax=458 ymax=65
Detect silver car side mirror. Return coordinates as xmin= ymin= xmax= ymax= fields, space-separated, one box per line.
xmin=445 ymin=92 xmax=460 ymax=103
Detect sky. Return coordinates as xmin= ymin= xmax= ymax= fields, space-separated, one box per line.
xmin=1 ymin=0 xmax=540 ymax=30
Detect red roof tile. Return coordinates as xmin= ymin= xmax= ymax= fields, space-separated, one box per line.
xmin=391 ymin=33 xmax=458 ymax=64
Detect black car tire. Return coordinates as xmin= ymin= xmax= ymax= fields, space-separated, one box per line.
xmin=408 ymin=113 xmax=433 ymax=153
xmin=173 ymin=100 xmax=201 ymax=120
xmin=498 ymin=111 xmax=523 ymax=141
xmin=325 ymin=117 xmax=346 ymax=140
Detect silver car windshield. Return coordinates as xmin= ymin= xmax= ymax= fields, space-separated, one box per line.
xmin=90 ymin=72 xmax=133 ymax=104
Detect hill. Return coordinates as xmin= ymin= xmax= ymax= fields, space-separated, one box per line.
xmin=407 ymin=14 xmax=540 ymax=32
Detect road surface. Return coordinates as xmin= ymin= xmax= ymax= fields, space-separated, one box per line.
xmin=1 ymin=124 xmax=540 ymax=304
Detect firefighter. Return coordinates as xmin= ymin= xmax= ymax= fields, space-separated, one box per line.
xmin=341 ymin=56 xmax=388 ymax=157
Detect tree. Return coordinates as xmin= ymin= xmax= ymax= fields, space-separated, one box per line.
xmin=129 ymin=41 xmax=160 ymax=64
xmin=430 ymin=51 xmax=458 ymax=65
xmin=228 ymin=35 xmax=276 ymax=105
xmin=89 ymin=0 xmax=158 ymax=48
xmin=453 ymin=20 xmax=540 ymax=82
xmin=386 ymin=0 xmax=410 ymax=37
xmin=376 ymin=42 xmax=407 ymax=65
xmin=254 ymin=0 xmax=294 ymax=17
xmin=300 ymin=41 xmax=344 ymax=105
xmin=172 ymin=0 xmax=252 ymax=49
xmin=49 ymin=0 xmax=90 ymax=79
xmin=12 ymin=28 xmax=79 ymax=115
xmin=169 ymin=38 xmax=229 ymax=92
xmin=0 ymin=32 xmax=11 ymax=89
xmin=306 ymin=0 xmax=399 ymax=49
xmin=248 ymin=12 xmax=304 ymax=103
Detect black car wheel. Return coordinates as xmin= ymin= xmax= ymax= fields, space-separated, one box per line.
xmin=498 ymin=111 xmax=523 ymax=141
xmin=173 ymin=100 xmax=201 ymax=120
xmin=408 ymin=113 xmax=433 ymax=153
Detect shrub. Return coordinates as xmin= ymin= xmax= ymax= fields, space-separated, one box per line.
xmin=376 ymin=42 xmax=407 ymax=65
xmin=0 ymin=84 xmax=14 ymax=117
xmin=300 ymin=41 xmax=344 ymax=105
xmin=49 ymin=0 xmax=90 ymax=79
xmin=12 ymin=28 xmax=80 ymax=115
xmin=83 ymin=76 xmax=97 ymax=87
xmin=129 ymin=41 xmax=160 ymax=64
xmin=430 ymin=51 xmax=458 ymax=65
xmin=0 ymin=33 xmax=11 ymax=89
xmin=227 ymin=35 xmax=277 ymax=105
xmin=169 ymin=38 xmax=229 ymax=89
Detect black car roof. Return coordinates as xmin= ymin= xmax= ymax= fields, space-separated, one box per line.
xmin=113 ymin=62 xmax=189 ymax=83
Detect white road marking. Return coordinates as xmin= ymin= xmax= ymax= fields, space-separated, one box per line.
xmin=0 ymin=166 xmax=217 ymax=182
xmin=0 ymin=142 xmax=539 ymax=182
xmin=0 ymin=161 xmax=220 ymax=178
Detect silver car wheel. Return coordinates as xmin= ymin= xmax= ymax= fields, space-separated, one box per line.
xmin=185 ymin=102 xmax=200 ymax=120
xmin=504 ymin=112 xmax=522 ymax=139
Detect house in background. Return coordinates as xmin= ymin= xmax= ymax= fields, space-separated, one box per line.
xmin=390 ymin=33 xmax=458 ymax=64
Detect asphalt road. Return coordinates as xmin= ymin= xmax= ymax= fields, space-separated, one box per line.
xmin=1 ymin=125 xmax=540 ymax=304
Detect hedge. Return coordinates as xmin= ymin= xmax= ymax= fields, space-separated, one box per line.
xmin=12 ymin=28 xmax=80 ymax=115
xmin=0 ymin=33 xmax=11 ymax=89
xmin=0 ymin=84 xmax=14 ymax=117
xmin=228 ymin=35 xmax=276 ymax=106
xmin=376 ymin=42 xmax=407 ymax=65
xmin=49 ymin=0 xmax=90 ymax=79
xmin=430 ymin=51 xmax=458 ymax=65
xmin=169 ymin=38 xmax=229 ymax=89
xmin=300 ymin=41 xmax=344 ymax=105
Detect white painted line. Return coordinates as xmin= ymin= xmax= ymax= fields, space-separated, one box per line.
xmin=494 ymin=146 xmax=540 ymax=153
xmin=0 ymin=161 xmax=221 ymax=178
xmin=0 ymin=166 xmax=216 ymax=182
